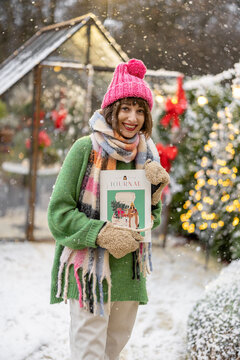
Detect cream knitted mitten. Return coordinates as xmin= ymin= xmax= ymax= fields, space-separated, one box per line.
xmin=144 ymin=159 xmax=170 ymax=205
xmin=96 ymin=222 xmax=143 ymax=259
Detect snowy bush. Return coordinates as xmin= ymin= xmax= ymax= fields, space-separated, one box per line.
xmin=187 ymin=260 xmax=240 ymax=360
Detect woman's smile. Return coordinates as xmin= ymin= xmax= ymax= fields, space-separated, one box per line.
xmin=122 ymin=123 xmax=138 ymax=131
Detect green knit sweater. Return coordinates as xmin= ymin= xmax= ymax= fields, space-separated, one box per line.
xmin=48 ymin=136 xmax=162 ymax=305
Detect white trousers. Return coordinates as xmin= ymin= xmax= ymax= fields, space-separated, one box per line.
xmin=69 ymin=299 xmax=139 ymax=360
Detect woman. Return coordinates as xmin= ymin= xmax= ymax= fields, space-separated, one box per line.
xmin=48 ymin=58 xmax=169 ymax=360
xmin=127 ymin=203 xmax=139 ymax=229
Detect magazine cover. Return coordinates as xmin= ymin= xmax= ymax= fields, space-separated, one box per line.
xmin=100 ymin=170 xmax=151 ymax=242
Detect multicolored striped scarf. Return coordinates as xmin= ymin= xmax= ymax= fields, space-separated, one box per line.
xmin=56 ymin=111 xmax=160 ymax=316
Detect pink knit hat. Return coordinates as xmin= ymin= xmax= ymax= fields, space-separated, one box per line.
xmin=101 ymin=58 xmax=153 ymax=110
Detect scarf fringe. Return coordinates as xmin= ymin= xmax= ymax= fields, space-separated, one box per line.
xmin=138 ymin=242 xmax=153 ymax=278
xmin=56 ymin=246 xmax=112 ymax=316
xmin=56 ymin=242 xmax=152 ymax=315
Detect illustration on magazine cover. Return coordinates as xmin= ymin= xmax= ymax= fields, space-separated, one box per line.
xmin=100 ymin=170 xmax=151 ymax=241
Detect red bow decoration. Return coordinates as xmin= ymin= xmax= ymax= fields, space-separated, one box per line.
xmin=160 ymin=76 xmax=187 ymax=129
xmin=51 ymin=104 xmax=67 ymax=130
xmin=156 ymin=143 xmax=178 ymax=173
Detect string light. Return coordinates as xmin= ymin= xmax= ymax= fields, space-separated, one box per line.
xmin=196 ymin=202 xmax=203 ymax=210
xmin=54 ymin=66 xmax=62 ymax=72
xmin=195 ymin=191 xmax=201 ymax=201
xmin=180 ymin=210 xmax=192 ymax=222
xmin=181 ymin=214 xmax=189 ymax=222
xmin=222 ymin=179 xmax=232 ymax=187
xmin=221 ymin=194 xmax=230 ymax=202
xmin=208 ymin=178 xmax=217 ymax=186
xmin=197 ymin=179 xmax=205 ymax=187
xmin=201 ymin=157 xmax=208 ymax=167
xmin=197 ymin=95 xmax=208 ymax=106
xmin=226 ymin=205 xmax=235 ymax=212
xmin=155 ymin=94 xmax=165 ymax=104
xmin=232 ymin=82 xmax=240 ymax=100
xmin=232 ymin=217 xmax=239 ymax=226
xmin=188 ymin=224 xmax=195 ymax=233
xmin=199 ymin=223 xmax=208 ymax=230
xmin=219 ymin=167 xmax=231 ymax=175
xmin=216 ymin=159 xmax=226 ymax=166
xmin=182 ymin=222 xmax=189 ymax=230
xmin=194 ymin=170 xmax=204 ymax=179
xmin=209 ymin=132 xmax=217 ymax=139
xmin=208 ymin=140 xmax=217 ymax=148
xmin=203 ymin=196 xmax=214 ymax=205
xmin=183 ymin=200 xmax=191 ymax=209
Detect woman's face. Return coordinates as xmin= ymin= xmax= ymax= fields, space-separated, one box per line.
xmin=117 ymin=101 xmax=145 ymax=138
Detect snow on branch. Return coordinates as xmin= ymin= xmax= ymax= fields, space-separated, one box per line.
xmin=184 ymin=68 xmax=236 ymax=90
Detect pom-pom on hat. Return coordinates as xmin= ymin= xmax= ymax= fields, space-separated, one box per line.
xmin=101 ymin=58 xmax=153 ymax=110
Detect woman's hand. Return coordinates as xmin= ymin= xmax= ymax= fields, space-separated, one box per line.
xmin=96 ymin=222 xmax=143 ymax=259
xmin=144 ymin=159 xmax=170 ymax=205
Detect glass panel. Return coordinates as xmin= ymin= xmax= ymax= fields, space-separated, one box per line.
xmin=90 ymin=25 xmax=123 ymax=67
xmin=0 ymin=73 xmax=33 ymax=240
xmin=92 ymin=71 xmax=113 ymax=109
xmin=32 ymin=65 xmax=89 ymax=240
xmin=47 ymin=24 xmax=122 ymax=67
xmin=48 ymin=26 xmax=87 ymax=63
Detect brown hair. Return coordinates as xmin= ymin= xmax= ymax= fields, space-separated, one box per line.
xmin=101 ymin=97 xmax=153 ymax=138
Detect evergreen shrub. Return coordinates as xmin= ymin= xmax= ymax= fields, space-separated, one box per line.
xmin=187 ymin=261 xmax=240 ymax=359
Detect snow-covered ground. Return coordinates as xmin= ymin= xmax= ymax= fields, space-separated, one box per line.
xmin=0 ymin=237 xmax=222 ymax=360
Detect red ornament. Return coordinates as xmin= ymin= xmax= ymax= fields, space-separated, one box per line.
xmin=51 ymin=104 xmax=67 ymax=130
xmin=25 ymin=130 xmax=51 ymax=150
xmin=160 ymin=76 xmax=187 ymax=129
xmin=156 ymin=143 xmax=178 ymax=173
xmin=38 ymin=130 xmax=51 ymax=148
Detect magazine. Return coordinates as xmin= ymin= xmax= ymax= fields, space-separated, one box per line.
xmin=100 ymin=169 xmax=151 ymax=242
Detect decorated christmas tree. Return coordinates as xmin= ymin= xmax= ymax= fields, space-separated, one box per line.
xmin=180 ymin=101 xmax=240 ymax=261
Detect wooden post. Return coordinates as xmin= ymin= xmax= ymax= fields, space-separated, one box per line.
xmin=162 ymin=199 xmax=171 ymax=248
xmin=83 ymin=64 xmax=94 ymax=131
xmin=26 ymin=65 xmax=42 ymax=241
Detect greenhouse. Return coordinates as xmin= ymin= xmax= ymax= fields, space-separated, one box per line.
xmin=0 ymin=13 xmax=129 ymax=241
